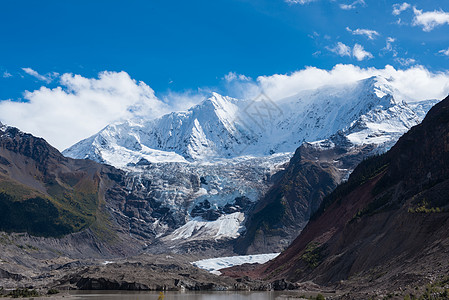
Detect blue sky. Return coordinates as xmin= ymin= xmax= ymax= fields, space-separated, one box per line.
xmin=1 ymin=0 xmax=449 ymax=98
xmin=1 ymin=0 xmax=449 ymax=149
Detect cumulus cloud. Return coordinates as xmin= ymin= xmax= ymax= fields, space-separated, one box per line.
xmin=2 ymin=71 xmax=12 ymax=78
xmin=249 ymin=64 xmax=449 ymax=104
xmin=327 ymin=42 xmax=352 ymax=57
xmin=0 ymin=71 xmax=169 ymax=150
xmin=2 ymin=66 xmax=449 ymax=152
xmin=439 ymin=48 xmax=449 ymax=56
xmin=412 ymin=7 xmax=449 ymax=32
xmin=346 ymin=27 xmax=380 ymax=40
xmin=352 ymin=44 xmax=373 ymax=61
xmin=392 ymin=2 xmax=410 ymax=16
xmin=327 ymin=42 xmax=373 ymax=61
xmin=22 ymin=67 xmax=58 ymax=83
xmin=340 ymin=0 xmax=365 ymax=10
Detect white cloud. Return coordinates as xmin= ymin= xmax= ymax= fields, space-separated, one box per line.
xmin=22 ymin=67 xmax=59 ymax=83
xmin=395 ymin=57 xmax=416 ymax=66
xmin=161 ymin=89 xmax=209 ymax=113
xmin=2 ymin=71 xmax=12 ymax=78
xmin=412 ymin=7 xmax=449 ymax=32
xmin=224 ymin=72 xmax=251 ymax=82
xmin=251 ymin=64 xmax=449 ymax=104
xmin=285 ymin=0 xmax=317 ymax=4
xmin=340 ymin=0 xmax=365 ymax=10
xmin=392 ymin=2 xmax=410 ymax=16
xmin=327 ymin=42 xmax=352 ymax=57
xmin=346 ymin=27 xmax=380 ymax=40
xmin=308 ymin=31 xmax=320 ymax=39
xmin=327 ymin=42 xmax=373 ymax=61
xmin=0 ymin=71 xmax=169 ymax=150
xmin=3 ymin=66 xmax=449 ymax=152
xmin=383 ymin=37 xmax=396 ymax=52
xmin=439 ymin=48 xmax=449 ymax=56
xmin=352 ymin=44 xmax=373 ymax=61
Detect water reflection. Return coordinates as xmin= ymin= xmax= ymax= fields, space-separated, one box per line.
xmin=69 ymin=290 xmax=297 ymax=300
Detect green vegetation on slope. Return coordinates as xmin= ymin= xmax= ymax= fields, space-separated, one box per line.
xmin=0 ymin=173 xmax=101 ymax=238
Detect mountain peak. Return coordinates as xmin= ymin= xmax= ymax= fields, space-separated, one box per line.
xmin=360 ymin=75 xmax=398 ymax=103
xmin=64 ymin=77 xmax=436 ymax=166
xmin=194 ymin=92 xmax=238 ymax=112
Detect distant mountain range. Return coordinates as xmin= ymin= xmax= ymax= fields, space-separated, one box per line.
xmin=1 ymin=75 xmax=448 ymax=297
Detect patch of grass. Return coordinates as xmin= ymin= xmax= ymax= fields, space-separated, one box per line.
xmin=301 ymin=242 xmax=323 ymax=269
xmin=315 ymin=294 xmax=325 ymax=300
xmin=15 ymin=244 xmax=39 ymax=251
xmin=0 ymin=193 xmax=73 ymax=237
xmin=408 ymin=199 xmax=443 ymax=214
xmin=0 ymin=176 xmax=42 ymax=200
xmin=351 ymin=192 xmax=393 ymax=222
xmin=0 ymin=233 xmax=12 ymax=245
xmin=404 ymin=276 xmax=449 ymax=300
xmin=47 ymin=288 xmax=59 ymax=295
xmin=89 ymin=204 xmax=118 ymax=243
xmin=0 ymin=171 xmax=103 ymax=237
xmin=8 ymin=288 xmax=39 ymax=298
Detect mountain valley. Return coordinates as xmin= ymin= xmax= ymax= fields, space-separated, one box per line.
xmin=0 ymin=76 xmax=446 ymax=299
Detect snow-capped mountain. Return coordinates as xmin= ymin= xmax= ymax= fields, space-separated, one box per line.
xmin=64 ymin=76 xmax=430 ymax=167
xmin=63 ymin=76 xmax=438 ymax=252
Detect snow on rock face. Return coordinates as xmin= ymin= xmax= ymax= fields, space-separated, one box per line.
xmin=167 ymin=212 xmax=245 ymax=242
xmin=192 ymin=253 xmax=280 ymax=275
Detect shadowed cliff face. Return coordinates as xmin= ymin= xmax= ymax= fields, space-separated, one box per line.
xmin=226 ymin=95 xmax=449 ymax=289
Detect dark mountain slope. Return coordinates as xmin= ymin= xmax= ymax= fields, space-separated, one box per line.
xmin=234 ymin=137 xmax=377 ymax=254
xmin=0 ymin=123 xmax=141 ymax=254
xmin=227 ymin=95 xmax=449 ymax=293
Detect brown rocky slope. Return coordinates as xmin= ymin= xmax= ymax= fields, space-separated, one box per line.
xmin=0 ymin=123 xmax=148 ymax=283
xmin=234 ymin=135 xmax=378 ymax=255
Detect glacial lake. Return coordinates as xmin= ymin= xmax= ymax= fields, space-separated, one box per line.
xmin=68 ymin=290 xmax=305 ymax=300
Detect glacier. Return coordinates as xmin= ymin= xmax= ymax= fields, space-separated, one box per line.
xmin=63 ymin=75 xmax=438 ymax=251
xmin=192 ymin=253 xmax=280 ymax=275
